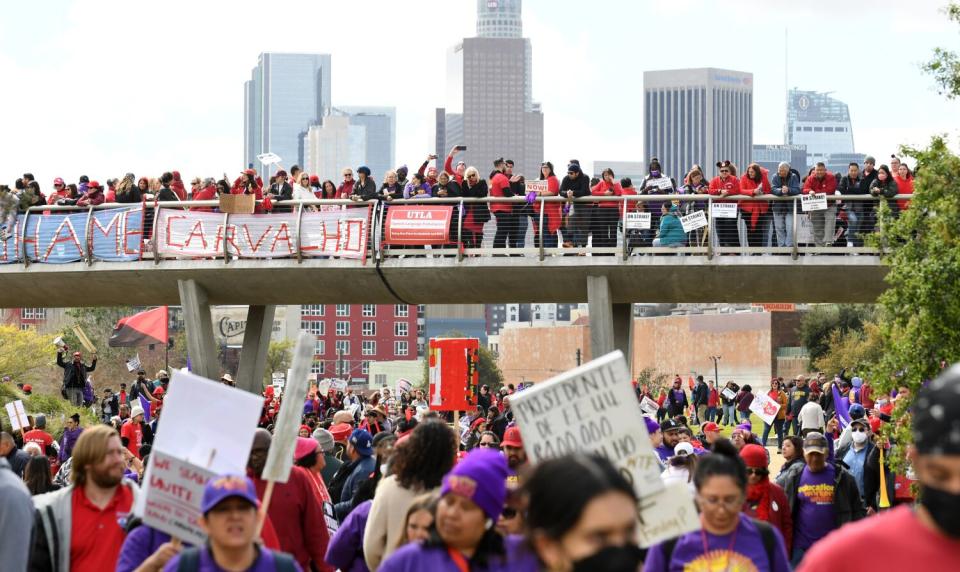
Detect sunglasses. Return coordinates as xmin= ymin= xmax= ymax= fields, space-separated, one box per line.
xmin=479 ymin=442 xmax=498 ymax=448
xmin=720 ymin=169 xmax=729 ymax=173
xmin=343 ymin=173 xmax=353 ymax=177
xmin=501 ymin=507 xmax=519 ymax=519
xmin=745 ymin=468 xmax=768 ymax=476
xmin=851 ymin=426 xmax=868 ymax=432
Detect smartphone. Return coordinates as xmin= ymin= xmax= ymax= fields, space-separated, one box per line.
xmin=455 ymin=145 xmax=467 ymax=151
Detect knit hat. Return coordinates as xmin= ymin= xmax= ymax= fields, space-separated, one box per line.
xmin=739 ymin=444 xmax=768 ymax=468
xmin=294 ymin=437 xmax=318 ymax=461
xmin=357 ymin=166 xmax=371 ymax=177
xmin=864 ymin=156 xmax=876 ymax=165
xmin=313 ymin=428 xmax=335 ymax=453
xmin=130 ymin=405 xmax=145 ymax=419
xmin=441 ymin=448 xmax=511 ymax=521
xmin=34 ymin=414 xmax=46 ymax=429
xmin=567 ymin=163 xmax=581 ymax=174
xmin=299 ymin=424 xmax=311 ymax=434
xmin=914 ymin=364 xmax=960 ymax=455
xmin=643 ymin=416 xmax=661 ymax=435
xmin=200 ymin=474 xmax=260 ymax=514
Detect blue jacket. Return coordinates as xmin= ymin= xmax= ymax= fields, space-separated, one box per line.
xmin=657 ymin=212 xmax=686 ymax=245
xmin=334 ymin=455 xmax=376 ymax=520
xmin=770 ymin=171 xmax=801 ymax=214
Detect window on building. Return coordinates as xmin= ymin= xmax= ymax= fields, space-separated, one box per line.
xmin=311 ymin=361 xmax=324 ymax=374
xmin=813 ymin=127 xmax=823 ymax=132
xmin=301 ymin=321 xmax=325 ymax=336
xmin=335 ymin=340 xmax=350 ymax=356
xmin=416 ymin=323 xmax=424 ymax=336
xmin=336 ymin=304 xmax=350 ymax=317
xmin=395 ymin=322 xmax=408 ymax=337
xmin=362 ymin=321 xmax=376 ymax=336
xmin=337 ymin=360 xmax=350 ymax=376
xmin=362 ymin=305 xmax=376 ymax=317
xmin=19 ymin=323 xmax=32 ymax=331
xmin=394 ymin=305 xmax=409 ymax=317
xmin=417 ymin=342 xmax=425 ymax=356
xmin=301 ymin=305 xmax=324 ymax=317
xmin=315 ymin=339 xmax=325 ymax=355
xmin=336 ymin=321 xmax=350 ymax=336
xmin=362 ymin=340 xmax=376 ymax=356
xmin=361 ymin=361 xmax=370 ymax=375
xmin=374 ymin=374 xmax=387 ymax=386
xmin=395 ymin=341 xmax=409 ymax=356
xmin=824 ymin=127 xmax=834 ymax=132
xmin=20 ymin=308 xmax=46 ymax=320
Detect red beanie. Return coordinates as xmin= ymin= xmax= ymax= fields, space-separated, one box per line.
xmin=739 ymin=444 xmax=768 ymax=468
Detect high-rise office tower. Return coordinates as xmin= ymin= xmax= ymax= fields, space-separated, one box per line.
xmin=785 ymin=89 xmax=860 ymax=171
xmin=337 ymin=106 xmax=397 ymax=180
xmin=244 ymin=53 xmax=332 ymax=176
xmin=436 ymin=0 xmax=543 ymax=177
xmin=643 ymin=68 xmax=753 ymax=181
xmin=303 ymin=115 xmax=367 ymax=184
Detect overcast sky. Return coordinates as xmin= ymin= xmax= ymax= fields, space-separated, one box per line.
xmin=1 ymin=0 xmax=957 ymax=185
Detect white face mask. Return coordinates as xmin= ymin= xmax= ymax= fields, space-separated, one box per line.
xmin=852 ymin=430 xmax=868 ymax=445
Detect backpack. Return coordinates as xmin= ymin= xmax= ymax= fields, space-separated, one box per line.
xmin=176 ymin=547 xmax=296 ymax=572
xmin=661 ymin=518 xmax=777 ymax=569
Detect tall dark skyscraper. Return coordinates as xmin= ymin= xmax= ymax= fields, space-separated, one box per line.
xmin=643 ymin=68 xmax=753 ymax=181
xmin=436 ymin=0 xmax=543 ymax=178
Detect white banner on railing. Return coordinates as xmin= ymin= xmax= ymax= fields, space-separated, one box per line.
xmin=710 ymin=202 xmax=738 ymax=219
xmin=154 ymin=208 xmax=369 ymax=260
xmin=801 ymin=193 xmax=828 ymax=212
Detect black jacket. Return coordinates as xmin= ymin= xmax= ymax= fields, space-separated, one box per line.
xmin=266 ymin=182 xmax=293 ymax=212
xmin=461 ymin=179 xmax=490 ymax=224
xmin=838 ymin=175 xmax=867 ymax=213
xmin=691 ymin=382 xmax=709 ymax=406
xmin=116 ymin=187 xmax=143 ymax=204
xmin=560 ymin=174 xmax=590 ymax=198
xmin=351 ymin=178 xmax=378 ymax=201
xmin=156 ymin=186 xmax=179 ymax=202
xmin=777 ymin=461 xmax=866 ymax=528
xmin=56 ymin=352 xmax=96 ymax=388
xmin=378 ymin=183 xmax=403 ymax=201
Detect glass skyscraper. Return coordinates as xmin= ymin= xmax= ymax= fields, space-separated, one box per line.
xmin=785 ymin=89 xmax=858 ymax=170
xmin=644 ymin=68 xmax=753 ymax=181
xmin=338 ymin=106 xmax=397 ymax=180
xmin=244 ymin=53 xmax=332 ymax=175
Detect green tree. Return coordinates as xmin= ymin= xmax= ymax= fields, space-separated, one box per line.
xmin=922 ymin=2 xmax=960 ymax=99
xmin=812 ymin=321 xmax=885 ymax=379
xmin=797 ymin=305 xmax=876 ymax=363
xmin=0 ymin=325 xmax=56 ymax=383
xmin=635 ymin=366 xmax=670 ymax=393
xmin=264 ymin=340 xmax=294 ymax=387
xmin=419 ymin=332 xmax=504 ymax=391
xmin=61 ymin=306 xmax=135 ymax=384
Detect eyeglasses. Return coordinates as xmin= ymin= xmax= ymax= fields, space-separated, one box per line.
xmin=478 ymin=442 xmax=498 ymax=448
xmin=745 ymin=468 xmax=768 ymax=476
xmin=720 ymin=169 xmax=729 ymax=174
xmin=501 ymin=507 xmax=519 ymax=519
xmin=851 ymin=426 xmax=868 ymax=432
xmin=698 ymin=495 xmax=743 ymax=509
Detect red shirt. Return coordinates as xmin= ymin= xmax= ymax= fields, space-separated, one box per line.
xmin=802 ymin=173 xmax=838 ymax=195
xmin=70 ymin=484 xmax=134 ymax=572
xmin=23 ymin=429 xmax=55 ymax=451
xmin=894 ymin=175 xmax=914 ymax=211
xmin=707 ymin=175 xmax=741 ymax=204
xmin=120 ymin=421 xmax=142 ymax=459
xmin=590 ymin=180 xmax=623 ymax=207
xmin=798 ymin=505 xmax=960 ymax=572
xmin=489 ymin=172 xmax=512 ymax=213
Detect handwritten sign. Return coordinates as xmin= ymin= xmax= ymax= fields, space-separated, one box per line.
xmin=5 ymin=400 xmax=28 ymax=431
xmin=141 ymin=451 xmax=216 ymax=545
xmin=126 ymin=355 xmax=142 ymax=373
xmin=650 ymin=177 xmax=674 ymax=191
xmin=257 ymin=152 xmax=283 ymax=166
xmin=801 ymin=192 xmax=828 ymax=212
xmin=680 ymin=210 xmax=708 ymax=233
xmin=625 ymin=212 xmax=652 ymax=230
xmin=511 ymin=351 xmax=663 ymax=495
xmin=635 ymin=482 xmax=700 ymax=547
xmin=330 ymin=379 xmax=348 ymax=392
xmin=749 ymin=391 xmax=782 ymax=425
xmin=0 ymin=207 xmax=143 ymax=265
xmin=710 ymin=202 xmax=738 ymax=219
xmin=640 ymin=396 xmax=660 ymax=417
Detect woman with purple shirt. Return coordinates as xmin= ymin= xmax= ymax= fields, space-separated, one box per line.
xmin=402 ymin=173 xmax=432 ymax=199
xmin=644 ymin=439 xmax=791 ymax=572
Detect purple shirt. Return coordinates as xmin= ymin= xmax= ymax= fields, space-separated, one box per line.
xmin=163 ymin=546 xmax=303 ymax=572
xmin=793 ymin=464 xmax=837 ymax=549
xmin=325 ymin=499 xmax=372 ymax=572
xmin=117 ymin=525 xmax=188 ymax=572
xmin=643 ymin=514 xmax=791 ymax=572
xmin=379 ymin=535 xmax=536 ymax=572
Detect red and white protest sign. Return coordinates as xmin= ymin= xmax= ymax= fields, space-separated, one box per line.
xmin=383 ymin=205 xmax=453 ymax=245
xmin=154 ymin=208 xmax=370 ymax=260
xmin=428 ymin=338 xmax=480 ymax=411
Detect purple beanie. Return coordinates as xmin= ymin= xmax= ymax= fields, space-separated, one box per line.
xmin=441 ymin=448 xmax=510 ymax=521
xmin=737 ymin=422 xmax=753 ymax=433
xmin=643 ymin=416 xmax=660 ymax=435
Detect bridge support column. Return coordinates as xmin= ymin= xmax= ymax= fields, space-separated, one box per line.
xmin=236 ymin=305 xmax=276 ymax=394
xmin=587 ymin=275 xmax=633 ymax=370
xmin=177 ymin=279 xmax=218 ymax=380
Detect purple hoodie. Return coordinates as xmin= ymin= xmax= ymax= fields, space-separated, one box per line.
xmin=117 ymin=525 xmax=194 ymax=572
xmin=58 ymin=426 xmax=83 ymax=462
xmin=326 ymin=499 xmax=372 ymax=572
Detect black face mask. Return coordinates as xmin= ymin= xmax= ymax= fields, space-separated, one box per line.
xmin=572 ymin=544 xmax=644 ymax=572
xmin=919 ymin=483 xmax=960 ymax=538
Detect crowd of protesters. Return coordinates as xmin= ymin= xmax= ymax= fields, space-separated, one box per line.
xmin=2 ymin=347 xmax=959 ymax=571
xmin=1 ymin=150 xmax=915 ymax=255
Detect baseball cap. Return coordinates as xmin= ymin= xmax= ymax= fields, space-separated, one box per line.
xmin=849 ymin=403 xmax=866 ymax=419
xmin=294 ymin=437 xmax=318 ymax=461
xmin=312 ymin=428 xmax=335 ymax=453
xmin=660 ymin=419 xmax=683 ymax=433
xmin=673 ymin=442 xmax=694 ymax=457
xmin=349 ymin=429 xmax=374 ymax=456
xmin=87 ymin=180 xmax=103 ymax=190
xmin=702 ymin=422 xmax=720 ymax=433
xmin=850 ymin=417 xmax=870 ymax=430
xmin=502 ymin=426 xmax=524 ymax=448
xmin=200 ymin=474 xmax=260 ymax=514
xmin=53 ymin=177 xmax=64 ymax=186
xmin=803 ymin=432 xmax=829 ymax=455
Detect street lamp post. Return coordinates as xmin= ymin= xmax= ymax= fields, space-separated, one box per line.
xmin=709 ymin=355 xmax=722 ymax=386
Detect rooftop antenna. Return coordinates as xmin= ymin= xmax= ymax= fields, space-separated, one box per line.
xmin=784 ymin=27 xmax=789 ymax=145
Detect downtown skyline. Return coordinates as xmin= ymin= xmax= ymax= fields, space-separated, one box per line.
xmin=1 ymin=0 xmax=957 ymax=184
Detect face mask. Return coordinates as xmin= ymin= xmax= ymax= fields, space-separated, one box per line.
xmin=572 ymin=544 xmax=644 ymax=572
xmin=852 ymin=431 xmax=868 ymax=444
xmin=650 ymin=170 xmax=661 ymax=178
xmin=920 ymin=483 xmax=960 ymax=538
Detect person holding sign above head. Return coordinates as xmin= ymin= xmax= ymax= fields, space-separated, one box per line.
xmin=643 ymin=439 xmax=792 ymax=572
xmin=802 ymin=162 xmax=839 ymax=248
xmin=161 ymin=474 xmax=301 ymax=572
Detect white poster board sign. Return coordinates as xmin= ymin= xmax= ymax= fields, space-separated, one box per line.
xmin=749 ymin=391 xmax=782 ymax=426
xmin=625 ymin=212 xmax=652 ymax=230
xmin=262 ymin=332 xmax=314 ymax=483
xmin=710 ymin=202 xmax=738 ymax=219
xmin=317 ymin=379 xmax=331 ymax=395
xmin=635 ymin=482 xmax=701 ymax=547
xmin=257 ymin=152 xmax=282 ymax=166
xmin=801 ymin=192 xmax=828 ymax=212
xmin=640 ymin=396 xmax=660 ymax=417
xmin=5 ymin=400 xmax=28 ymax=431
xmin=126 ymin=355 xmax=142 ymax=373
xmin=680 ymin=210 xmax=708 ymax=233
xmin=525 ymin=180 xmax=549 ymax=194
xmin=511 ymin=351 xmax=664 ymax=495
xmin=396 ymin=378 xmax=413 ymax=395
xmin=330 ymin=379 xmax=348 ymax=392
xmin=651 ymin=177 xmax=674 ymax=191
xmin=140 ymin=451 xmax=216 ymax=545
xmin=721 ymin=387 xmax=737 ymax=401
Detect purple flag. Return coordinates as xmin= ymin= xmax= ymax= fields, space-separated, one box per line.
xmin=138 ymin=394 xmax=152 ymax=423
xmin=832 ymin=383 xmax=850 ymax=430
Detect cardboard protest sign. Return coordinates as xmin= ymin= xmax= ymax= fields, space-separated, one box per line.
xmin=330 ymin=379 xmax=348 ymax=391
xmin=72 ymin=326 xmax=97 ymax=354
xmin=140 ymin=451 xmax=216 ymax=545
xmin=651 ymin=177 xmax=674 ymax=191
xmin=635 ymin=481 xmax=701 ymax=547
xmin=640 ymin=396 xmax=660 ymax=417
xmin=749 ymin=391 xmax=781 ymax=425
xmin=801 ymin=192 xmax=828 ymax=212
xmin=510 ymin=351 xmax=663 ymax=495
xmin=5 ymin=400 xmax=28 ymax=431
xmin=680 ymin=211 xmax=708 ymax=233
xmin=710 ymin=202 xmax=738 ymax=219
xmin=261 ymin=332 xmax=314 ymax=483
xmin=428 ymin=338 xmax=480 ymax=412
xmin=396 ymin=378 xmax=413 ymax=395
xmin=625 ymin=212 xmax=652 ymax=230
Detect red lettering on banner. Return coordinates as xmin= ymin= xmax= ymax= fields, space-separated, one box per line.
xmin=183 ymin=221 xmax=208 ymax=250
xmin=270 ymin=223 xmax=293 ymax=253
xmin=164 ymin=215 xmax=188 ymax=248
xmin=42 ymin=217 xmax=84 ymax=262
xmin=91 ymin=212 xmax=126 ymax=256
xmin=343 ymin=220 xmax=364 ymax=253
xmin=321 ymin=219 xmax=341 ymax=253
xmin=242 ymin=224 xmax=272 ymax=252
xmin=224 ymin=225 xmax=240 ymax=255
xmin=122 ymin=210 xmax=143 ymax=255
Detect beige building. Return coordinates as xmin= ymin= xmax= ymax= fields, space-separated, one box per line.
xmin=368 ymin=359 xmax=425 ymax=390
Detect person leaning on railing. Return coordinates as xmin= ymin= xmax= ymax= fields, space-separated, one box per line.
xmin=740 ymin=163 xmax=772 ymax=248
xmin=869 ymin=164 xmax=900 ymax=220
xmin=770 ymin=162 xmax=802 ymax=248
xmin=460 ymin=166 xmax=489 ymax=249
xmin=559 ymin=162 xmax=590 ymax=247
xmin=433 ymin=171 xmax=461 ymax=247
xmin=589 ymin=168 xmax=622 ymax=251
xmin=802 ymin=162 xmax=839 ymax=248
xmin=708 ymin=161 xmax=742 ymax=247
